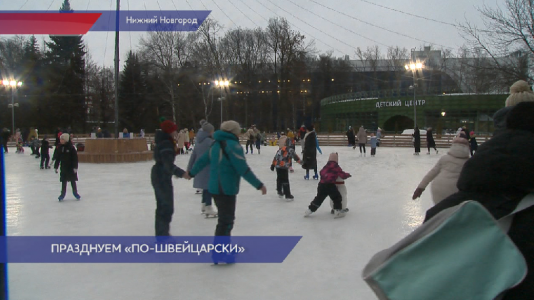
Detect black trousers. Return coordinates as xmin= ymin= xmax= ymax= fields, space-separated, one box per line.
xmin=371 ymin=148 xmax=376 ymax=155
xmin=359 ymin=143 xmax=366 ymax=153
xmin=60 ymin=181 xmax=78 ymax=197
xmin=213 ymin=195 xmax=236 ymax=236
xmin=308 ymin=183 xmax=342 ymax=211
xmin=151 ymin=167 xmax=174 ymax=236
xmin=2 ymin=142 xmax=7 ymax=153
xmin=246 ymin=140 xmax=254 ymax=153
xmin=40 ymin=153 xmax=50 ymax=168
xmin=276 ymin=168 xmax=291 ymax=196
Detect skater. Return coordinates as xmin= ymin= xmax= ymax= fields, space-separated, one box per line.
xmin=151 ymin=119 xmax=190 ymax=236
xmin=356 ymin=125 xmax=367 ymax=155
xmin=176 ymin=129 xmax=186 ymax=154
xmin=423 ymin=102 xmax=534 ymax=299
xmin=254 ymin=125 xmax=262 ymax=154
xmin=302 ymin=124 xmax=322 ymax=180
xmin=346 ymin=126 xmax=356 ymax=147
xmin=305 ymin=152 xmax=351 ymax=219
xmin=412 ymin=136 xmax=470 ymax=205
xmin=245 ymin=125 xmax=256 ymax=154
xmin=184 ymin=128 xmax=190 ymax=151
xmin=187 ymin=120 xmax=217 ymax=217
xmin=469 ymin=131 xmax=478 ymax=157
xmin=329 ymin=153 xmax=351 ymax=214
xmin=1 ymin=128 xmax=10 ymax=153
xmin=271 ymin=141 xmax=302 ymax=200
xmin=54 ymin=133 xmax=81 ymax=201
xmin=376 ymin=127 xmax=382 ymax=147
xmin=369 ymin=133 xmax=377 ymax=157
xmin=188 ymin=120 xmax=266 ymax=237
xmin=412 ymin=126 xmax=421 ymax=155
xmin=426 ymin=127 xmax=438 ymax=154
xmin=493 ymin=80 xmax=534 ymax=136
xmin=40 ymin=136 xmax=53 ymax=169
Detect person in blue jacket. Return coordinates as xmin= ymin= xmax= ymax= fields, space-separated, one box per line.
xmin=188 ymin=120 xmax=267 ymax=237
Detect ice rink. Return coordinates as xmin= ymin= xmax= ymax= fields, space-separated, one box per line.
xmin=4 ymin=144 xmax=443 ymax=300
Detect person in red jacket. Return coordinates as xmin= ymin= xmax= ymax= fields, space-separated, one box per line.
xmin=304 ymin=153 xmax=351 ymax=219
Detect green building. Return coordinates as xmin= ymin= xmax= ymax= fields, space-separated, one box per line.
xmin=320 ymin=92 xmax=507 ymax=135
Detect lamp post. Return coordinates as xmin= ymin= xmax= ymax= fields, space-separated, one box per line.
xmin=214 ymin=80 xmax=229 ymax=125
xmin=404 ymin=62 xmax=423 ymax=129
xmin=3 ymin=80 xmax=23 ymax=135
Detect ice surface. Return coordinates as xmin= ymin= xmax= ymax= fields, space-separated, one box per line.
xmin=4 ymin=144 xmax=443 ymax=300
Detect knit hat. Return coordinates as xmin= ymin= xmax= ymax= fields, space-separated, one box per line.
xmin=452 ymin=136 xmax=469 ymax=146
xmin=160 ymin=120 xmax=178 ymax=134
xmin=470 ymin=131 xmax=475 ymax=136
xmin=505 ymin=80 xmax=534 ymax=107
xmin=328 ymin=152 xmax=338 ymax=163
xmin=506 ymin=101 xmax=534 ymax=133
xmin=60 ymin=133 xmax=70 ymax=142
xmin=202 ymin=121 xmax=215 ymax=133
xmin=221 ymin=120 xmax=241 ymax=136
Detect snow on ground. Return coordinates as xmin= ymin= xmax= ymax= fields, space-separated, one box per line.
xmin=5 ymin=144 xmax=444 ymax=300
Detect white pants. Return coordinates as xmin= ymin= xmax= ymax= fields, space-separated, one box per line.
xmin=330 ymin=184 xmax=347 ymax=210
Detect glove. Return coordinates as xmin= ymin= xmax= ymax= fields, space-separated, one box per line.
xmin=412 ymin=188 xmax=424 ymax=200
xmin=270 ymin=165 xmax=275 ymax=171
xmin=73 ymin=169 xmax=77 ymax=174
xmin=55 ymin=169 xmax=58 ymax=174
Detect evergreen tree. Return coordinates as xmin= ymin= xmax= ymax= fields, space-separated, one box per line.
xmin=21 ymin=36 xmax=44 ymax=129
xmin=42 ymin=0 xmax=86 ymax=132
xmin=119 ymin=51 xmax=150 ymax=131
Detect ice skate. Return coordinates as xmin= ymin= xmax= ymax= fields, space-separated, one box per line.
xmin=45 ymin=166 xmax=51 ymax=169
xmin=313 ymin=174 xmax=319 ymax=180
xmin=285 ymin=195 xmax=294 ymax=201
xmin=278 ymin=192 xmax=284 ymax=198
xmin=330 ymin=209 xmax=334 ymax=214
xmin=204 ymin=205 xmax=217 ymax=218
xmin=40 ymin=166 xmax=44 ymax=169
xmin=58 ymin=195 xmax=64 ymax=201
xmin=201 ymin=203 xmax=206 ymax=214
xmin=289 ymin=167 xmax=294 ymax=173
xmin=436 ymin=150 xmax=439 ymax=154
xmin=304 ymin=209 xmax=313 ymax=217
xmin=342 ymin=208 xmax=349 ymax=213
xmin=73 ymin=193 xmax=81 ymax=200
xmin=195 ymin=189 xmax=202 ymax=195
xmin=333 ymin=209 xmax=346 ymax=219
xmin=304 ymin=174 xmax=309 ymax=180
xmin=212 ymin=252 xmax=236 ymax=265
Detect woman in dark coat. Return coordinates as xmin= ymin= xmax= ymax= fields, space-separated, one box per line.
xmin=151 ymin=120 xmax=189 ymax=237
xmin=426 ymin=127 xmax=438 ymax=154
xmin=54 ymin=133 xmax=80 ymax=201
xmin=346 ymin=126 xmax=356 ymax=147
xmin=412 ymin=126 xmax=421 ymax=155
xmin=302 ymin=125 xmax=321 ymax=180
xmin=423 ymin=102 xmax=534 ymax=299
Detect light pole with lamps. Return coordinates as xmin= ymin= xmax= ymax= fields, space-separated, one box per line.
xmin=214 ymin=80 xmax=229 ymax=125
xmin=404 ymin=62 xmax=423 ymax=129
xmin=3 ymin=80 xmax=23 ymax=135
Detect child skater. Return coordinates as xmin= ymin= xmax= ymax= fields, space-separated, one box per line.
xmin=54 ymin=133 xmax=81 ymax=201
xmin=369 ymin=133 xmax=377 ymax=157
xmin=305 ymin=153 xmax=351 ymax=218
xmin=271 ymin=139 xmax=302 ymax=200
xmin=329 ymin=153 xmax=350 ymax=214
xmin=40 ymin=136 xmax=53 ymax=169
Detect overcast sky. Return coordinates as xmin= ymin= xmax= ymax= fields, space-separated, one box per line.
xmin=2 ymin=0 xmax=499 ymax=69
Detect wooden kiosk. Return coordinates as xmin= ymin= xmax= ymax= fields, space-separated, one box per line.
xmin=78 ymin=137 xmax=153 ymax=163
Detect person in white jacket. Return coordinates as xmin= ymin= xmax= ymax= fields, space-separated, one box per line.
xmin=412 ymin=136 xmax=470 ymax=205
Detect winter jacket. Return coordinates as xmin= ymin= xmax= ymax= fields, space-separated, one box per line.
xmin=416 ymin=143 xmax=470 ymax=204
xmin=469 ymin=136 xmax=478 ymax=150
xmin=413 ymin=129 xmax=421 ymax=152
xmin=245 ymin=129 xmax=256 ymax=141
xmin=184 ymin=130 xmax=190 ymax=143
xmin=319 ymin=161 xmax=351 ymax=184
xmin=40 ymin=139 xmax=52 ymax=155
xmin=356 ymin=127 xmax=367 ymax=144
xmin=53 ymin=141 xmax=78 ymax=182
xmin=424 ymin=129 xmax=534 ymax=299
xmin=426 ymin=130 xmax=436 ymax=147
xmin=370 ymin=136 xmax=378 ymax=148
xmin=190 ymin=130 xmax=264 ymax=196
xmin=177 ymin=130 xmax=185 ymax=149
xmin=186 ymin=129 xmax=213 ymax=190
xmin=346 ymin=129 xmax=356 ymax=145
xmin=376 ymin=130 xmax=382 ymax=140
xmin=493 ymin=106 xmax=513 ymax=136
xmin=302 ymin=131 xmax=318 ymax=169
xmin=272 ymin=146 xmax=301 ymax=170
xmin=152 ymin=130 xmax=185 ymax=180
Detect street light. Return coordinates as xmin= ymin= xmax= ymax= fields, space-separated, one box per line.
xmin=404 ymin=62 xmax=423 ymax=128
xmin=2 ymin=79 xmax=23 ymax=135
xmin=214 ymin=80 xmax=229 ymax=125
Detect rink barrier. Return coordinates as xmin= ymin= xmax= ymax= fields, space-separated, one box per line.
xmin=7 ymin=133 xmax=490 ymax=149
